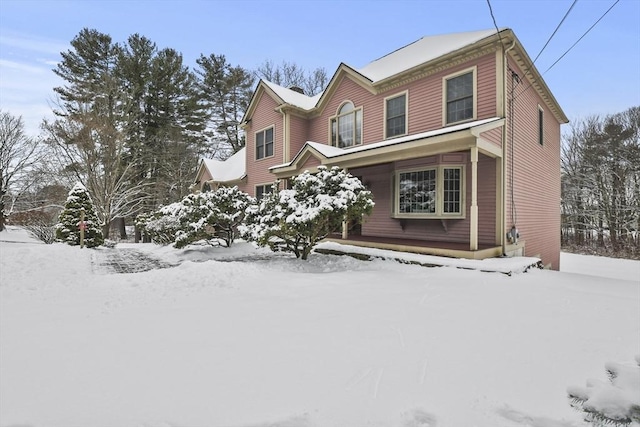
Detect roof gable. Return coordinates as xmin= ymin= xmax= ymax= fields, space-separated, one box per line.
xmin=196 ymin=147 xmax=246 ymax=184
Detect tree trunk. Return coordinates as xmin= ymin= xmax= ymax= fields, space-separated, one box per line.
xmin=118 ymin=217 xmax=127 ymax=239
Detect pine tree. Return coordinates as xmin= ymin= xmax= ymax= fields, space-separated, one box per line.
xmin=195 ymin=54 xmax=255 ymax=157
xmin=56 ymin=182 xmax=104 ymax=247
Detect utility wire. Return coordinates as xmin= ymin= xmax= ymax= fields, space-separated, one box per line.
xmin=486 ymin=0 xmax=505 ymax=48
xmin=532 ymin=0 xmax=579 ymax=65
xmin=514 ymin=0 xmax=620 ymax=101
xmin=543 ymin=0 xmax=619 ymax=74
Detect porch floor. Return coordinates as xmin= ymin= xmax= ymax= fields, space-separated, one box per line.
xmin=325 ymin=234 xmax=503 ymax=260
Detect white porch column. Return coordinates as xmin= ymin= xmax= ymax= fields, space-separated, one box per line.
xmin=470 ymin=147 xmax=478 ymax=251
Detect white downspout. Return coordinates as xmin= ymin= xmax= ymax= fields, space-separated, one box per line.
xmin=502 ymin=38 xmax=516 ymax=256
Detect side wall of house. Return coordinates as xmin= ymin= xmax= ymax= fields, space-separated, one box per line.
xmin=505 ymin=57 xmax=562 ymax=269
xmin=245 ymin=93 xmax=284 ymax=197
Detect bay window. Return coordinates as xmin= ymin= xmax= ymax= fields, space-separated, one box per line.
xmin=394 ymin=166 xmax=465 ymax=218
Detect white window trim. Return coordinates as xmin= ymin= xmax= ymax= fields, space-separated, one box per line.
xmin=384 ymin=90 xmax=408 ymax=139
xmin=255 ymin=126 xmax=275 ymax=160
xmin=255 ymin=182 xmax=274 ymax=199
xmin=329 ymin=101 xmax=363 ymax=149
xmin=442 ymin=66 xmax=477 ymax=127
xmin=393 ymin=165 xmax=466 ymax=219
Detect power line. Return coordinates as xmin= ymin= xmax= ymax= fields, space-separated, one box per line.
xmin=486 ymin=0 xmax=505 ymax=48
xmin=543 ymin=0 xmax=619 ymax=74
xmin=514 ymin=0 xmax=620 ymax=101
xmin=532 ymin=0 xmax=579 ymax=65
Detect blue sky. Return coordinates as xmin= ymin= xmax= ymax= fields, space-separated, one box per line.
xmin=1 ymin=0 xmax=639 ymax=136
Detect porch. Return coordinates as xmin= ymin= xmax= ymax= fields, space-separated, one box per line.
xmin=325 ymin=234 xmax=503 ymax=260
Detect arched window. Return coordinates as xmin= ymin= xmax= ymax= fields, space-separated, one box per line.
xmin=330 ymin=101 xmax=362 ymax=148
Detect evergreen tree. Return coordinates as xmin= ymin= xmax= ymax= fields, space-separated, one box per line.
xmin=242 ymin=167 xmax=374 ymax=260
xmin=56 ymin=182 xmax=104 ymax=247
xmin=196 ymin=54 xmax=255 ymax=157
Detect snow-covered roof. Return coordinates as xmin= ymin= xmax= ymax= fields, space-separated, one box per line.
xmin=262 ymin=80 xmax=322 ymax=110
xmin=201 ymin=147 xmax=246 ymax=183
xmin=272 ymin=117 xmax=502 ymax=170
xmin=256 ymin=29 xmax=505 ymax=114
xmin=358 ymin=29 xmax=504 ymax=82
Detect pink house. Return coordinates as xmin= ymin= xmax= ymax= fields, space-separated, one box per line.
xmin=195 ymin=28 xmax=568 ymax=269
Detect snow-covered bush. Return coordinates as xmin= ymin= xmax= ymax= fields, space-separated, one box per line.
xmin=568 ymin=356 xmax=640 ymax=426
xmin=137 ymin=187 xmax=253 ymax=248
xmin=136 ymin=204 xmax=182 ymax=245
xmin=55 ymin=182 xmax=104 ymax=248
xmin=242 ymin=166 xmax=374 ymax=260
xmin=173 ymin=186 xmax=253 ymax=248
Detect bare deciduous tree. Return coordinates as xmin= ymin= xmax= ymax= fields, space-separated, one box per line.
xmin=255 ymin=60 xmax=328 ymax=96
xmin=561 ymin=106 xmax=640 ymax=258
xmin=0 ymin=111 xmax=45 ymax=230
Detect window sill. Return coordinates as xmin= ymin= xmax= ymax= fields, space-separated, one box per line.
xmin=392 ymin=213 xmax=466 ymax=220
xmin=444 ymin=116 xmax=477 ymax=127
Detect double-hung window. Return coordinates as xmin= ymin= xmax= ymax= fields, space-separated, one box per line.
xmin=394 ymin=166 xmax=464 ymax=218
xmin=255 ymin=183 xmax=273 ymax=200
xmin=256 ymin=127 xmax=274 ymax=160
xmin=444 ymin=67 xmax=476 ymax=125
xmin=330 ymin=102 xmax=362 ymax=148
xmin=385 ymin=92 xmax=407 ymax=138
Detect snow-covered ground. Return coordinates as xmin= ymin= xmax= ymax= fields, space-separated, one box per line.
xmin=1 ymin=226 xmax=638 ymax=427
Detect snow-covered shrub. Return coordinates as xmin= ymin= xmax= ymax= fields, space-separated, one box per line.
xmin=242 ymin=166 xmax=374 ymax=260
xmin=138 ymin=187 xmax=253 ymax=248
xmin=25 ymin=223 xmax=56 ymax=244
xmin=9 ymin=209 xmax=57 ymax=244
xmin=55 ymin=182 xmax=104 ymax=248
xmin=173 ymin=186 xmax=254 ymax=248
xmin=136 ymin=205 xmax=182 ymax=245
xmin=568 ymin=355 xmax=640 ymax=426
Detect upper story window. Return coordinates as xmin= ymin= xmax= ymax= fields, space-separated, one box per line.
xmin=394 ymin=165 xmax=465 ymax=218
xmin=444 ymin=67 xmax=476 ymax=125
xmin=538 ymin=105 xmax=544 ymax=146
xmin=256 ymin=127 xmax=274 ymax=160
xmin=385 ymin=92 xmax=407 ymax=139
xmin=330 ymin=101 xmax=362 ymax=148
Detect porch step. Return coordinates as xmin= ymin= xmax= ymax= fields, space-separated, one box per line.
xmin=315 ymin=242 xmax=542 ymax=275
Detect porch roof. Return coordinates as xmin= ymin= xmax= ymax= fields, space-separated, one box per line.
xmin=270 ymin=117 xmax=504 ymax=176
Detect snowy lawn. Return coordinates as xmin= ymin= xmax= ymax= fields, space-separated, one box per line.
xmin=1 ymin=227 xmax=638 ymax=427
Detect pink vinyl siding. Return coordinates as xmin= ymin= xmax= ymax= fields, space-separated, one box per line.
xmin=300 ymin=153 xmax=321 ymax=170
xmin=245 ymin=93 xmax=283 ymax=197
xmin=480 ymin=127 xmax=502 ymax=149
xmin=505 ymin=57 xmax=562 ymax=269
xmin=306 ymin=53 xmax=496 ymax=149
xmin=289 ymin=115 xmax=308 ymax=162
xmin=477 ymin=153 xmax=497 ymax=245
